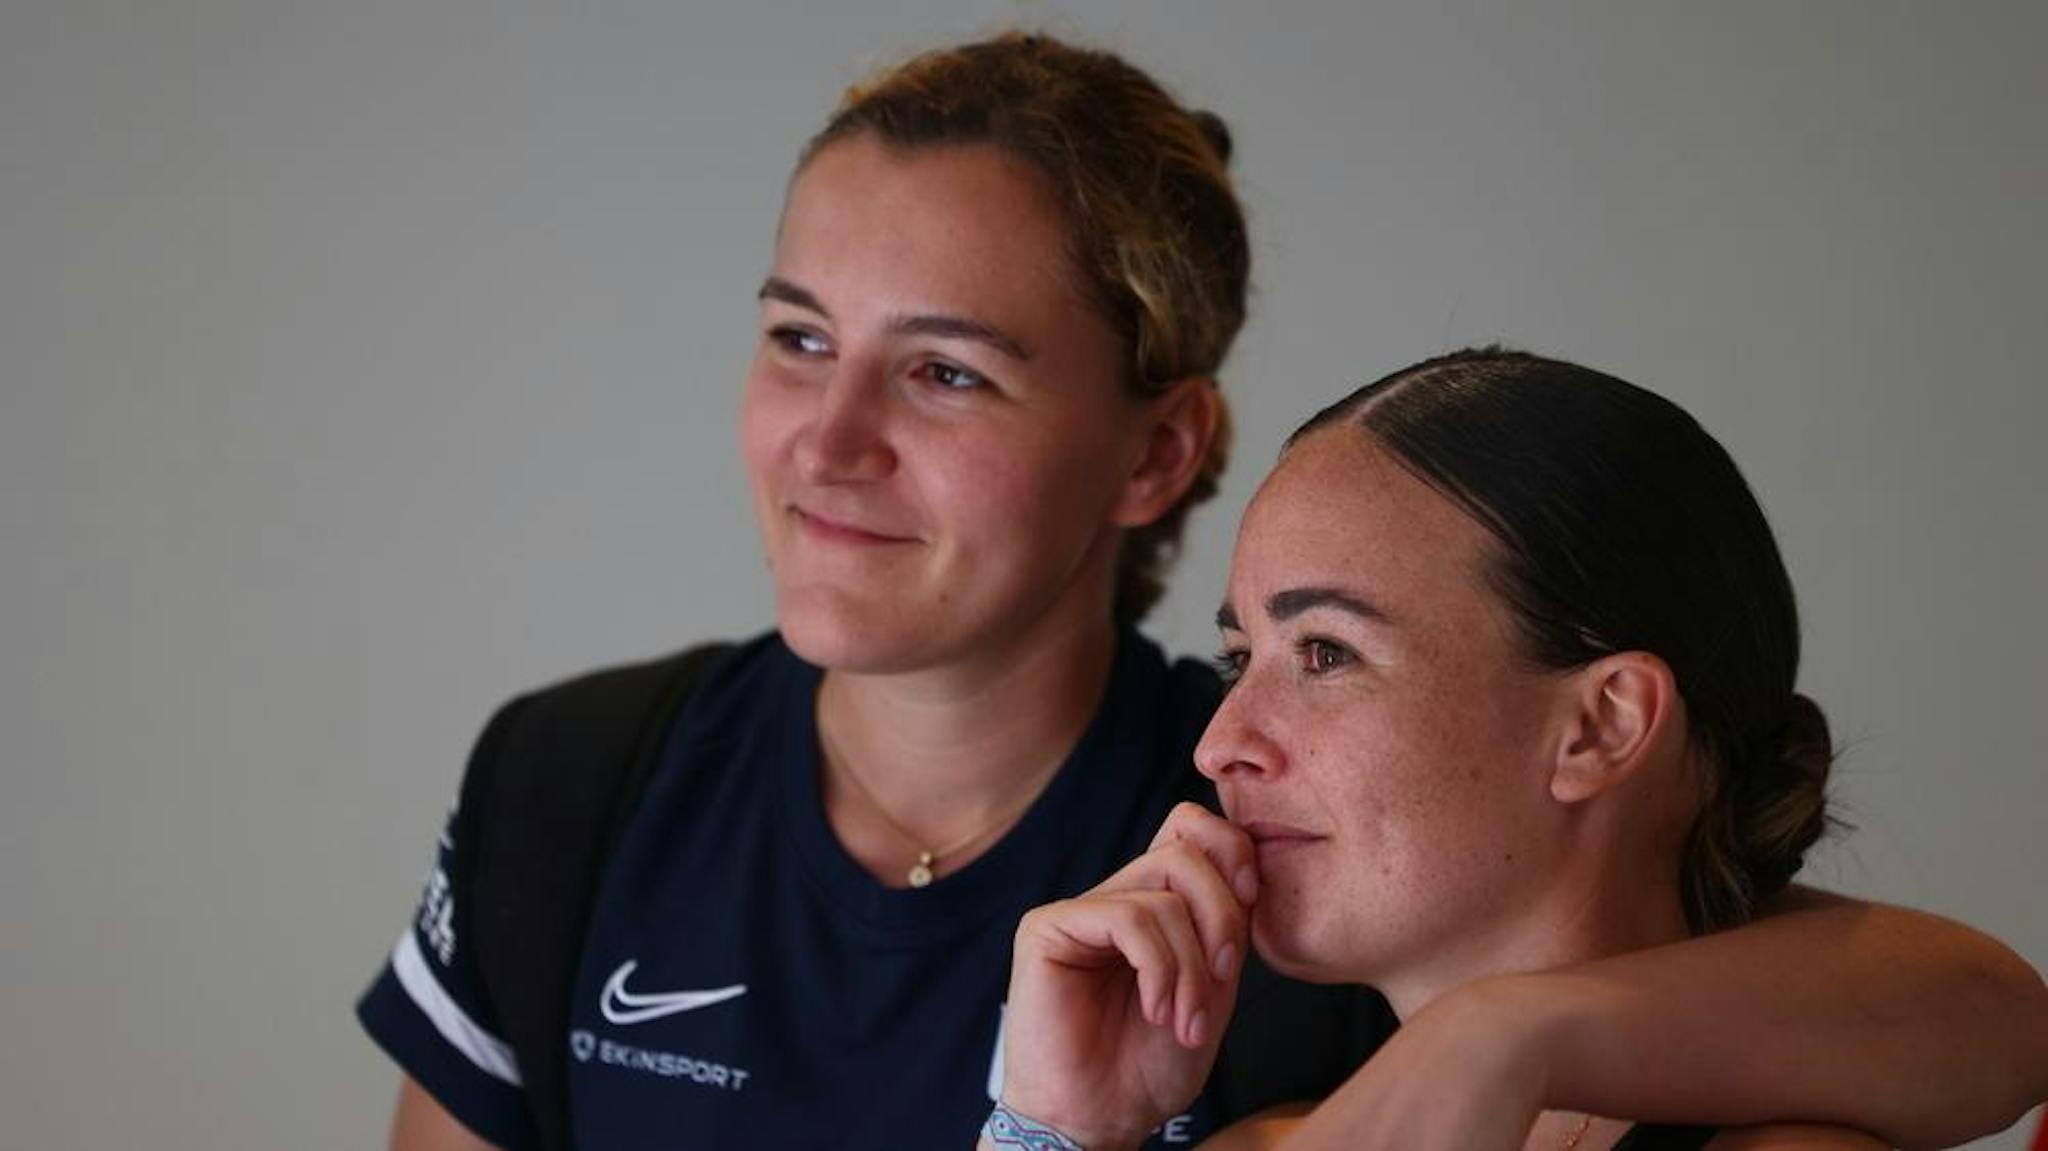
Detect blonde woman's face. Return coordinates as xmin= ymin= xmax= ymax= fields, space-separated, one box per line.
xmin=740 ymin=136 xmax=1150 ymax=675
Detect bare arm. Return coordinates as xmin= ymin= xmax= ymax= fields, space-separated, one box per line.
xmin=1284 ymin=890 xmax=2046 ymax=1151
xmin=1537 ymin=889 xmax=2046 ymax=1148
xmin=1194 ymin=1103 xmax=1312 ymax=1150
xmin=389 ymin=1076 xmax=502 ymax=1151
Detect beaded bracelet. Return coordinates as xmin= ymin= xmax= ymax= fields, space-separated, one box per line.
xmin=981 ymin=1102 xmax=1086 ymax=1150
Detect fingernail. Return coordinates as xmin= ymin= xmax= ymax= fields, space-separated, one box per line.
xmin=1186 ymin=1009 xmax=1208 ymax=1047
xmin=1234 ymin=865 xmax=1259 ymax=904
xmin=1214 ymin=942 xmax=1237 ymax=980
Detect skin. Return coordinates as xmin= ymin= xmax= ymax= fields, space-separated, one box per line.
xmin=388 ymin=133 xmax=1223 ymax=1151
xmin=996 ymin=428 xmax=2048 ymax=1151
xmin=384 ymin=107 xmax=2048 ymax=1151
xmin=740 ymin=133 xmax=1216 ymax=884
xmin=743 ymin=134 xmax=1148 ymax=680
xmin=1202 ymin=428 xmax=1697 ymax=1010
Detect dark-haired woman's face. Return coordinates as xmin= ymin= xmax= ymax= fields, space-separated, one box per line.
xmin=1195 ymin=429 xmax=1581 ymax=1007
xmin=740 ymin=135 xmax=1156 ymax=675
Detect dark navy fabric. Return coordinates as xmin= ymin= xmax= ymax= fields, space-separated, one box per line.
xmin=360 ymin=807 xmax=538 ymax=1150
xmin=1613 ymin=1123 xmax=1717 ymax=1150
xmin=362 ymin=629 xmax=1388 ymax=1149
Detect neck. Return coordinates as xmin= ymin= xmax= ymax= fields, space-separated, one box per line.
xmin=1376 ymin=834 xmax=1693 ymax=1023
xmin=814 ymin=610 xmax=1121 ymax=884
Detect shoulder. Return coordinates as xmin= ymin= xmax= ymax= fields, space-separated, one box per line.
xmin=1164 ymin=649 xmax=1226 ymax=711
xmin=1703 ymin=1124 xmax=1890 ymax=1151
xmin=475 ymin=634 xmax=781 ymax=754
xmin=509 ymin=635 xmax=765 ymax=716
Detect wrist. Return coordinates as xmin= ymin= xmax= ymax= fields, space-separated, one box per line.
xmin=1414 ymin=973 xmax=1578 ymax=1111
xmin=984 ymin=1099 xmax=1144 ymax=1151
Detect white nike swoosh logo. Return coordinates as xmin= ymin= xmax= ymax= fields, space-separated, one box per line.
xmin=599 ymin=960 xmax=748 ymax=1025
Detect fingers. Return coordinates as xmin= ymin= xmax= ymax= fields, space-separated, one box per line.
xmin=1018 ymin=890 xmax=1226 ymax=1048
xmin=1007 ymin=804 xmax=1257 ymax=1053
xmin=1113 ymin=804 xmax=1255 ymax=983
xmin=1035 ymin=804 xmax=1255 ymax=1047
xmin=1150 ymin=801 xmax=1259 ymax=907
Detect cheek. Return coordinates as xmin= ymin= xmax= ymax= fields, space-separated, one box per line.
xmin=928 ymin=426 xmax=1097 ymax=534
xmin=737 ymin=369 xmax=798 ymax=480
xmin=1319 ymin=707 xmax=1491 ymax=868
xmin=1370 ymin=707 xmax=1552 ymax=883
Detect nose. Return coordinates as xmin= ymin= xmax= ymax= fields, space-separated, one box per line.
xmin=794 ymin=367 xmax=895 ymax=484
xmin=1194 ymin=673 xmax=1285 ymax=783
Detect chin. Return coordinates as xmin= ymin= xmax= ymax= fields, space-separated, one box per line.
xmin=775 ymin=588 xmax=937 ymax=674
xmin=1249 ymin=906 xmax=1353 ymax=986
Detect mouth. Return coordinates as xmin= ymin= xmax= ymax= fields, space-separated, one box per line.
xmin=1235 ymin=820 xmax=1327 ymax=856
xmin=789 ymin=505 xmax=918 ymax=546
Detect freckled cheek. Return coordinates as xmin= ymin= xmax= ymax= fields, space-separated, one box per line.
xmin=1329 ymin=741 xmax=1476 ymax=876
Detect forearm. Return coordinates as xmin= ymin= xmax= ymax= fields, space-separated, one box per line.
xmin=389 ymin=1077 xmax=502 ymax=1151
xmin=1526 ymin=888 xmax=2047 ymax=1148
xmin=1194 ymin=1103 xmax=1312 ymax=1150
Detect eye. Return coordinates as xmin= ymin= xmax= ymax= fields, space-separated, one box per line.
xmin=1210 ymin=646 xmax=1248 ymax=687
xmin=914 ymin=359 xmax=991 ymax=392
xmin=1296 ymin=637 xmax=1357 ymax=675
xmin=767 ymin=325 xmax=831 ymax=357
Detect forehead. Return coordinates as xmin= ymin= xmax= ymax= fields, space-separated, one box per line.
xmin=775 ymin=135 xmax=1091 ymax=323
xmin=1233 ymin=428 xmax=1502 ymax=624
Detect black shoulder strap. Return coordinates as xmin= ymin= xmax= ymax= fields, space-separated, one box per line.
xmin=454 ymin=642 xmax=733 ymax=1151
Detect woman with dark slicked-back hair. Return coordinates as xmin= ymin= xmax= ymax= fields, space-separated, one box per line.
xmin=996 ymin=350 xmax=2047 ymax=1150
xmin=1286 ymin=349 xmax=1832 ymax=936
xmin=353 ymin=30 xmax=2047 ymax=1151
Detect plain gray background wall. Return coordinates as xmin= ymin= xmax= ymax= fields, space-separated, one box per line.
xmin=3 ymin=1 xmax=2041 ymax=1147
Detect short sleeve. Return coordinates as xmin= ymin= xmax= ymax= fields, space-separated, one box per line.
xmin=357 ymin=804 xmax=537 ymax=1150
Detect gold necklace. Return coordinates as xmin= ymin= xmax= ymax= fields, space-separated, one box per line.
xmin=830 ymin=753 xmax=1040 ymax=888
xmin=1560 ymin=1114 xmax=1595 ymax=1151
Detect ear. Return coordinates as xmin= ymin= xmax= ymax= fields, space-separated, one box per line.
xmin=1111 ymin=378 xmax=1222 ymax=528
xmin=1550 ymin=652 xmax=1681 ymax=804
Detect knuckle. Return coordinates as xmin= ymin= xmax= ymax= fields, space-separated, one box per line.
xmin=1218 ymin=903 xmax=1247 ymax=937
xmin=1015 ymin=903 xmax=1054 ymax=940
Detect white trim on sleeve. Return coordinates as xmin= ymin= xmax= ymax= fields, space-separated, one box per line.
xmin=391 ymin=930 xmax=524 ymax=1086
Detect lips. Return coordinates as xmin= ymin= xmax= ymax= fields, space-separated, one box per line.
xmin=1235 ymin=820 xmax=1326 ymax=848
xmin=790 ymin=504 xmax=918 ymax=545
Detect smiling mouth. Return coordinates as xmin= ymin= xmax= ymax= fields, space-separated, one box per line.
xmin=790 ymin=506 xmax=917 ymax=546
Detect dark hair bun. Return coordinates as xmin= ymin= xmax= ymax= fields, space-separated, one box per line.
xmin=1193 ymin=110 xmax=1234 ymax=164
xmin=1733 ymin=692 xmax=1836 ymax=901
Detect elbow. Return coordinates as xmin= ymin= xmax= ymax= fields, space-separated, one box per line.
xmin=1897 ymin=936 xmax=2048 ymax=1151
xmin=1967 ymin=940 xmax=2048 ymax=1133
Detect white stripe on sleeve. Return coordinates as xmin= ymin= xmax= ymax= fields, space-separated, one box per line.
xmin=390 ymin=930 xmax=524 ymax=1086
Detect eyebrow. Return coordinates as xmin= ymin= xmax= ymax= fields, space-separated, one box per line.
xmin=757 ymin=276 xmax=1035 ymax=362
xmin=1215 ymin=586 xmax=1395 ymax=631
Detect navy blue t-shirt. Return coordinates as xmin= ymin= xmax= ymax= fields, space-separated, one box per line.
xmin=360 ymin=631 xmax=1389 ymax=1149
